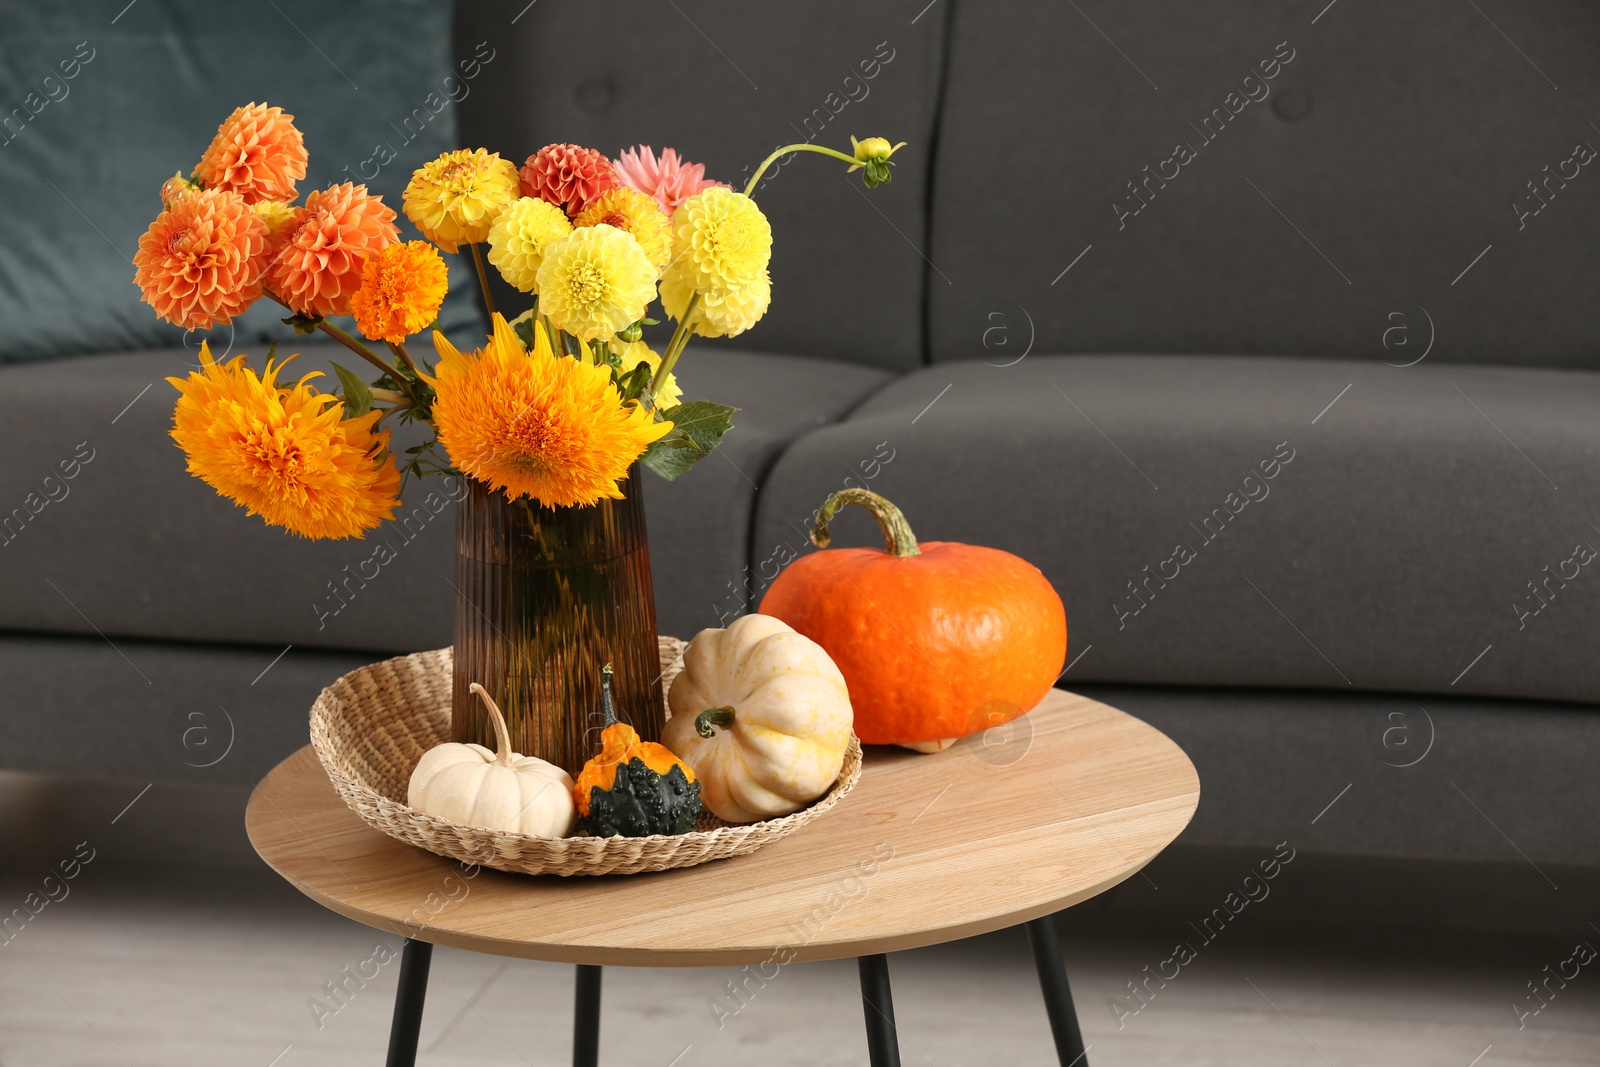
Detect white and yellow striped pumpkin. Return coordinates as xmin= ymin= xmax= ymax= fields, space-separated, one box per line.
xmin=663 ymin=614 xmax=853 ymax=823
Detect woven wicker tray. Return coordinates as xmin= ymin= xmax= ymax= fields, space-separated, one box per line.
xmin=309 ymin=636 xmax=862 ymax=877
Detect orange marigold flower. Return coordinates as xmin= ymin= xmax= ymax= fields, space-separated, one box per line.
xmin=520 ymin=143 xmax=619 ymax=217
xmin=133 ymin=188 xmax=270 ymax=331
xmin=269 ymin=183 xmax=399 ymax=319
xmin=430 ymin=313 xmax=672 ymax=507
xmin=193 ymin=103 xmax=308 ymax=205
xmin=166 ymin=344 xmax=401 ymax=540
xmin=349 ymin=241 xmax=449 ymax=344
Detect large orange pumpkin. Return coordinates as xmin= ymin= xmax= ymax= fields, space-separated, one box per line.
xmin=759 ymin=489 xmax=1067 ymax=746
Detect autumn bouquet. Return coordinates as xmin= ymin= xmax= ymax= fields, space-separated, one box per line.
xmin=134 ymin=102 xmax=904 ymax=538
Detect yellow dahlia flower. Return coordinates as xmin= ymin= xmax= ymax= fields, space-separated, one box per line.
xmin=166 ymin=345 xmax=400 ymax=539
xmin=669 ymin=187 xmax=772 ymax=293
xmin=535 ymin=225 xmax=657 ymax=342
xmin=486 ymin=196 xmax=573 ymax=294
xmin=402 ymin=148 xmax=521 ymax=253
xmin=573 ymin=187 xmax=673 ymax=274
xmin=616 ymin=340 xmax=682 ymax=408
xmin=660 ymin=263 xmax=771 ymax=338
xmin=430 ymin=313 xmax=673 ymax=507
xmin=252 ymin=198 xmax=300 ymax=251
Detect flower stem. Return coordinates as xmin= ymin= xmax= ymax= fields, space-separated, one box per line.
xmin=316 ymin=319 xmax=402 ymax=379
xmin=262 ymin=290 xmax=401 ymax=380
xmin=743 ymin=143 xmax=862 ymax=195
xmin=646 ymin=142 xmax=857 ymax=402
xmin=469 ymin=242 xmax=498 ymax=320
xmin=386 ymin=341 xmax=420 ymax=377
xmin=651 ymin=293 xmax=700 ymax=402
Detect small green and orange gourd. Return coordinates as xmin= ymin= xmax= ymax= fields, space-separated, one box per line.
xmin=574 ymin=665 xmax=703 ymax=837
xmin=760 ymin=489 xmax=1067 ymax=749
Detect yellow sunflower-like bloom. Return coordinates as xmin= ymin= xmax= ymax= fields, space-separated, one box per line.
xmin=573 ymin=187 xmax=673 ymax=274
xmin=349 ymin=240 xmax=449 ymax=344
xmin=167 ymin=344 xmax=401 ymax=539
xmin=669 ymin=187 xmax=772 ymax=294
xmin=402 ymin=148 xmax=521 ymax=253
xmin=535 ymin=225 xmax=657 ymax=342
xmin=430 ymin=313 xmax=673 ymax=507
xmin=486 ymin=196 xmax=573 ymax=294
xmin=616 ymin=340 xmax=682 ymax=408
xmin=660 ymin=262 xmax=771 ymax=338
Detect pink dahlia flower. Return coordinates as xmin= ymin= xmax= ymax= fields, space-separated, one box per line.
xmin=612 ymin=145 xmax=728 ymax=215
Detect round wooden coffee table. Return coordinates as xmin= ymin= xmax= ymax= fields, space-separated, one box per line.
xmin=247 ymin=687 xmax=1198 ymax=1067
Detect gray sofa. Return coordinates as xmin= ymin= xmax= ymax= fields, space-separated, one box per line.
xmin=4 ymin=0 xmax=1597 ymax=866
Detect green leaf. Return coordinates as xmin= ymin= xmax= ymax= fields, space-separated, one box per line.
xmin=860 ymin=159 xmax=896 ymax=189
xmin=511 ymin=314 xmax=538 ymax=352
xmin=281 ymin=312 xmax=321 ymax=335
xmin=615 ymin=361 xmax=652 ymax=403
xmin=329 ymin=362 xmax=374 ymax=418
xmin=640 ymin=401 xmax=737 ymax=481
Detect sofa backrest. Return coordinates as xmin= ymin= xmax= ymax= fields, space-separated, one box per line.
xmin=462 ymin=1 xmax=1600 ymax=372
xmin=926 ymin=0 xmax=1600 ymax=368
xmin=456 ymin=0 xmax=943 ymax=373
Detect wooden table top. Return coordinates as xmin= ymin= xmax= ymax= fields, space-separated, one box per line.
xmin=246 ymin=688 xmax=1199 ymax=968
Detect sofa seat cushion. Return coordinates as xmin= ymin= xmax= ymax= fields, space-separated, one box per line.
xmin=0 ymin=633 xmax=377 ymax=784
xmin=0 ymin=344 xmax=887 ymax=653
xmin=754 ymin=355 xmax=1600 ymax=706
xmin=1079 ymin=683 xmax=1600 ymax=866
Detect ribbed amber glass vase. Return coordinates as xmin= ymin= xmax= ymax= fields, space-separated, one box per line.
xmin=451 ymin=467 xmax=663 ymax=777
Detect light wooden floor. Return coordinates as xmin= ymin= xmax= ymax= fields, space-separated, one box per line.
xmin=1 ymin=774 xmax=1597 ymax=1066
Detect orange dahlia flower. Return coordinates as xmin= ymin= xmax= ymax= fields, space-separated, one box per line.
xmin=193 ymin=103 xmax=308 ymax=205
xmin=349 ymin=241 xmax=449 ymax=344
xmin=133 ymin=188 xmax=270 ymax=330
xmin=167 ymin=344 xmax=401 ymax=540
xmin=429 ymin=313 xmax=672 ymax=507
xmin=520 ymin=143 xmax=619 ymax=217
xmin=269 ymin=183 xmax=399 ymax=318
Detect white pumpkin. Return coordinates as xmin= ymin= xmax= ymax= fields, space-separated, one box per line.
xmin=663 ymin=614 xmax=854 ymax=823
xmin=407 ymin=683 xmax=576 ymax=838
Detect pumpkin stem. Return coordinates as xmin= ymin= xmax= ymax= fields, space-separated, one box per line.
xmin=600 ymin=663 xmax=619 ymax=727
xmin=468 ymin=682 xmax=517 ymax=767
xmin=695 ymin=706 xmax=737 ymax=738
xmin=811 ymin=488 xmax=921 ymax=558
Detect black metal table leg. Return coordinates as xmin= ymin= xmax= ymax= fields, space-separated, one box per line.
xmin=857 ymin=954 xmax=903 ymax=1067
xmin=1026 ymin=915 xmax=1089 ymax=1066
xmin=573 ymin=964 xmax=602 ymax=1067
xmin=385 ymin=938 xmax=433 ymax=1067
